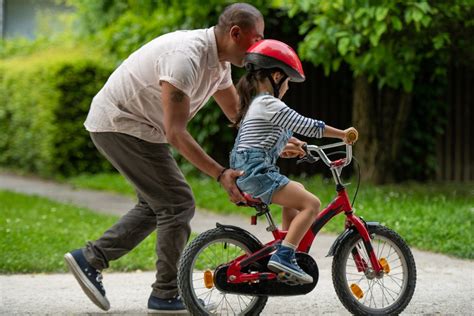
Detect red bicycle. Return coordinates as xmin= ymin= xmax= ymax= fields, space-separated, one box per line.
xmin=178 ymin=142 xmax=416 ymax=315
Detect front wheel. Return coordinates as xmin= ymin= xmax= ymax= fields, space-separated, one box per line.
xmin=178 ymin=227 xmax=268 ymax=315
xmin=332 ymin=225 xmax=416 ymax=315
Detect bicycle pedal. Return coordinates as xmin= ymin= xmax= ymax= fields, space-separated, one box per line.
xmin=277 ymin=271 xmax=290 ymax=280
xmin=277 ymin=272 xmax=301 ymax=286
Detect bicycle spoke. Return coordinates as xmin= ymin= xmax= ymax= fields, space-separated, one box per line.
xmin=237 ymin=295 xmax=244 ymax=312
xmin=390 ymin=264 xmax=403 ymax=270
xmin=380 ymin=279 xmax=397 ymax=302
xmin=378 ymin=280 xmax=388 ymax=308
xmin=376 ymin=279 xmax=390 ymax=306
xmin=387 ymin=274 xmax=404 ymax=282
xmin=346 ymin=271 xmax=365 ymax=276
xmin=388 ymin=272 xmax=405 ymax=277
xmin=367 ymin=280 xmax=377 ymax=308
xmin=361 ymin=280 xmax=370 ymax=305
xmin=216 ymin=294 xmax=225 ymax=315
xmin=223 ymin=294 xmax=236 ymax=314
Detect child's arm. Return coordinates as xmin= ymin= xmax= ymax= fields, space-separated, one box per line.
xmin=324 ymin=126 xmax=358 ymax=144
xmin=261 ymin=97 xmax=358 ymax=143
xmin=269 ymin=107 xmax=325 ymax=138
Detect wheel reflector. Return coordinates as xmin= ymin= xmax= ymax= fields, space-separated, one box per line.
xmin=350 ymin=283 xmax=364 ymax=299
xmin=379 ymin=257 xmax=390 ymax=274
xmin=204 ymin=269 xmax=214 ymax=289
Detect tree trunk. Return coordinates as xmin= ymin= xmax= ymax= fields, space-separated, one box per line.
xmin=352 ymin=75 xmax=413 ymax=184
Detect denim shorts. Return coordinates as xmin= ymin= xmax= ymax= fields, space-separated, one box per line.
xmin=230 ymin=149 xmax=290 ymax=205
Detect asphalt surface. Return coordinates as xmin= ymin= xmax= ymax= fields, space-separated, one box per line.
xmin=0 ymin=173 xmax=473 ymax=315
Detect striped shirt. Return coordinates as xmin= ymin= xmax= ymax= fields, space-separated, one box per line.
xmin=235 ymin=94 xmax=325 ymax=151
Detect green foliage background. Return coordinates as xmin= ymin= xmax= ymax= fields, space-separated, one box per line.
xmin=288 ymin=0 xmax=473 ymax=91
xmin=0 ymin=47 xmax=114 ymax=176
xmin=1 ymin=0 xmax=472 ymax=180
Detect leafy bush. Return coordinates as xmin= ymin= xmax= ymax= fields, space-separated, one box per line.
xmin=0 ymin=47 xmax=114 ymax=176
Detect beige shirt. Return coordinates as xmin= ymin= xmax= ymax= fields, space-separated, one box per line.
xmin=84 ymin=27 xmax=232 ymax=143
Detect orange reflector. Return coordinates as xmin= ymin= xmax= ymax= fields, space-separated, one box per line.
xmin=350 ymin=283 xmax=364 ymax=299
xmin=379 ymin=257 xmax=390 ymax=274
xmin=204 ymin=269 xmax=214 ymax=289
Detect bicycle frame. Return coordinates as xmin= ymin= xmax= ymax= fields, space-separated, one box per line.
xmin=226 ymin=142 xmax=383 ymax=285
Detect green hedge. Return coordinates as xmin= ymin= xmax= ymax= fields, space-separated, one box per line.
xmin=0 ymin=48 xmax=114 ymax=177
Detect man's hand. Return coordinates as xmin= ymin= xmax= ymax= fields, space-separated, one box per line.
xmin=280 ymin=137 xmax=306 ymax=158
xmin=218 ymin=168 xmax=245 ymax=203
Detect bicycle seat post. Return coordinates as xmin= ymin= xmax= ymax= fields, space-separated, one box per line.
xmin=256 ymin=204 xmax=277 ymax=232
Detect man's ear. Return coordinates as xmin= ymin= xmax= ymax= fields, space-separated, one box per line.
xmin=229 ymin=25 xmax=241 ymax=41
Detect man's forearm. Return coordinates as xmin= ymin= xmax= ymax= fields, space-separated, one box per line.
xmin=161 ymin=80 xmax=225 ymax=179
xmin=168 ymin=130 xmax=224 ymax=179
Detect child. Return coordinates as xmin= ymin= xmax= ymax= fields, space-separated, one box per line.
xmin=230 ymin=39 xmax=358 ymax=284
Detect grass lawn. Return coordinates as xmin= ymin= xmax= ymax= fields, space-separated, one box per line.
xmin=0 ymin=190 xmax=173 ymax=273
xmin=68 ymin=173 xmax=474 ymax=259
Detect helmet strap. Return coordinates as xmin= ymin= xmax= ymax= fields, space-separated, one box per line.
xmin=266 ymin=72 xmax=288 ymax=98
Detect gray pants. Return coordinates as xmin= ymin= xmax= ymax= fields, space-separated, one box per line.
xmin=83 ymin=132 xmax=195 ymax=299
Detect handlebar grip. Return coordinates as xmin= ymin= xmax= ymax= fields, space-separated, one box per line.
xmin=346 ymin=129 xmax=358 ymax=143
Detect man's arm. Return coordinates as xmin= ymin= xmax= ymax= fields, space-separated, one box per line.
xmin=213 ymin=85 xmax=240 ymax=124
xmin=161 ymin=81 xmax=244 ymax=203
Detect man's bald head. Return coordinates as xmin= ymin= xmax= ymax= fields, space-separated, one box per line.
xmin=216 ymin=3 xmax=263 ymax=33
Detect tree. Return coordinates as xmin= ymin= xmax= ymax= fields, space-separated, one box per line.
xmin=287 ymin=0 xmax=473 ymax=183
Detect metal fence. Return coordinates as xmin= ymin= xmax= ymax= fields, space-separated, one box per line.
xmin=436 ymin=65 xmax=473 ymax=182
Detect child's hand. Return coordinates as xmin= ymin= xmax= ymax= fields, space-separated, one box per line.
xmin=281 ymin=138 xmax=306 ymax=158
xmin=343 ymin=127 xmax=358 ymax=144
xmin=280 ymin=143 xmax=305 ymax=158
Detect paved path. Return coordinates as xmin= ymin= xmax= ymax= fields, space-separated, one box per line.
xmin=0 ymin=173 xmax=473 ymax=315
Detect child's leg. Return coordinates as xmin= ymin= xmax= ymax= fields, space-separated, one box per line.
xmin=272 ymin=181 xmax=321 ymax=246
xmin=282 ymin=207 xmax=298 ymax=230
xmin=268 ymin=181 xmax=320 ymax=283
xmin=281 ymin=182 xmax=311 ymax=231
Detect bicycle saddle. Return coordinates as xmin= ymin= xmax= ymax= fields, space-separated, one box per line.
xmin=237 ymin=192 xmax=265 ymax=207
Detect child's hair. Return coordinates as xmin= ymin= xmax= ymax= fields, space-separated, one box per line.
xmin=234 ymin=68 xmax=281 ymax=127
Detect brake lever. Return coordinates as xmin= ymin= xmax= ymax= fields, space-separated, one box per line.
xmin=297 ymin=144 xmax=319 ymax=164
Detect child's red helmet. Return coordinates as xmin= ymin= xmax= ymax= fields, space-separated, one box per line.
xmin=244 ymin=39 xmax=305 ymax=82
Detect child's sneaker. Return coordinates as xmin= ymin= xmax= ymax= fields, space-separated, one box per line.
xmin=267 ymin=245 xmax=313 ymax=284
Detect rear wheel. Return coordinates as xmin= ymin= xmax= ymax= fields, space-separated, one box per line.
xmin=332 ymin=225 xmax=416 ymax=315
xmin=178 ymin=227 xmax=268 ymax=315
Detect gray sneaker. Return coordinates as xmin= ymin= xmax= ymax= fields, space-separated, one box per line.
xmin=64 ymin=249 xmax=110 ymax=311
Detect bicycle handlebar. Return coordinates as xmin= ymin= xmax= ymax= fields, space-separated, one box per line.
xmin=302 ymin=142 xmax=352 ymax=168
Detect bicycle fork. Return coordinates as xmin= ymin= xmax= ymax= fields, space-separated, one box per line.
xmin=346 ymin=213 xmax=384 ymax=276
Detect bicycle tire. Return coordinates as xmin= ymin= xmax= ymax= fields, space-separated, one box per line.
xmin=332 ymin=225 xmax=416 ymax=315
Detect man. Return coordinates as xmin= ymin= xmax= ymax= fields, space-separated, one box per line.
xmin=64 ymin=3 xmax=264 ymax=313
